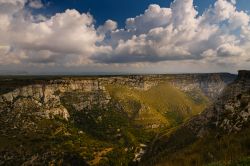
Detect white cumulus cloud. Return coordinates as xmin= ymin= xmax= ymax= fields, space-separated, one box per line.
xmin=0 ymin=0 xmax=249 ymax=73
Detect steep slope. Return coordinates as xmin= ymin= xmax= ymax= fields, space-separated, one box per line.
xmin=107 ymin=83 xmax=208 ymax=129
xmin=0 ymin=73 xmax=235 ymax=165
xmin=142 ymin=70 xmax=250 ymax=166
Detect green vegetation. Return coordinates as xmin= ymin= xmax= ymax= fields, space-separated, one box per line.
xmin=142 ymin=124 xmax=250 ymax=166
xmin=54 ymin=82 xmax=209 ymax=165
xmin=106 ymin=83 xmax=208 ymax=128
xmin=60 ymin=92 xmax=156 ymax=165
xmin=0 ymin=78 xmax=211 ymax=165
xmin=207 ymin=157 xmax=250 ymax=166
xmin=0 ymin=115 xmax=105 ymax=165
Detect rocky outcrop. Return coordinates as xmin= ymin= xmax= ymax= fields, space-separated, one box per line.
xmin=0 ymin=73 xmax=239 ymax=166
xmin=167 ymin=73 xmax=234 ymax=99
xmin=214 ymin=70 xmax=250 ymax=133
xmin=0 ymin=80 xmax=111 ymax=120
xmin=186 ymin=70 xmax=250 ymax=136
xmin=100 ymin=73 xmax=235 ymax=99
xmin=141 ymin=71 xmax=249 ymax=166
xmin=0 ymin=73 xmax=235 ymax=121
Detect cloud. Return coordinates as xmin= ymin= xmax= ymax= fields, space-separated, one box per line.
xmin=97 ymin=19 xmax=117 ymax=34
xmin=92 ymin=0 xmax=250 ymax=67
xmin=28 ymin=0 xmax=43 ymax=9
xmin=125 ymin=4 xmax=172 ymax=34
xmin=216 ymin=44 xmax=244 ymax=57
xmin=0 ymin=0 xmax=27 ymax=14
xmin=229 ymin=11 xmax=249 ymax=30
xmin=230 ymin=0 xmax=236 ymax=5
xmin=0 ymin=2 xmax=109 ymax=66
xmin=0 ymin=0 xmax=249 ymax=73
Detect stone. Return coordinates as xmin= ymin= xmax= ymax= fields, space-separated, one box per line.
xmin=3 ymin=93 xmax=13 ymax=102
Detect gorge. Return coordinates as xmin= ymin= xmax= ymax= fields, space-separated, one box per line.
xmin=1 ymin=72 xmax=248 ymax=165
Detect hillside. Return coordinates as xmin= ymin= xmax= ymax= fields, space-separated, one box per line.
xmin=107 ymin=83 xmax=208 ymax=128
xmin=142 ymin=71 xmax=250 ymax=166
xmin=0 ymin=73 xmax=235 ymax=165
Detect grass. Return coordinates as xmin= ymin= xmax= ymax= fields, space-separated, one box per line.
xmin=106 ymin=83 xmax=208 ymax=129
xmin=0 ymin=79 xmax=210 ymax=165
xmin=60 ymin=92 xmax=157 ymax=165
xmin=207 ymin=157 xmax=250 ymax=166
xmin=142 ymin=125 xmax=250 ymax=166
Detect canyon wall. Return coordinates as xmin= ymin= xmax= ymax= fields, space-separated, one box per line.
xmin=189 ymin=70 xmax=250 ymax=135
xmin=0 ymin=73 xmax=236 ymax=120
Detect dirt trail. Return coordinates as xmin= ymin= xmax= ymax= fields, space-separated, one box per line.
xmin=88 ymin=148 xmax=113 ymax=165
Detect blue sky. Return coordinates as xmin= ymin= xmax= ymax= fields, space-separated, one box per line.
xmin=36 ymin=0 xmax=210 ymax=27
xmin=36 ymin=0 xmax=249 ymax=27
xmin=0 ymin=0 xmax=250 ymax=74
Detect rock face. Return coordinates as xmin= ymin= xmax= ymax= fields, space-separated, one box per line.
xmin=102 ymin=73 xmax=235 ymax=99
xmin=141 ymin=71 xmax=250 ymax=166
xmin=167 ymin=73 xmax=233 ymax=99
xmin=0 ymin=80 xmax=111 ymax=120
xmin=0 ymin=73 xmax=238 ymax=165
xmin=0 ymin=73 xmax=235 ymax=121
xmin=186 ymin=70 xmax=250 ymax=136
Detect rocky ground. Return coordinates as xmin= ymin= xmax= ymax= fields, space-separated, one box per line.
xmin=0 ymin=73 xmax=236 ymax=165
xmin=142 ymin=71 xmax=250 ymax=166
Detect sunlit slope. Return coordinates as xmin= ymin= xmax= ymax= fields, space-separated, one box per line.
xmin=141 ymin=71 xmax=250 ymax=166
xmin=106 ymin=83 xmax=209 ymax=129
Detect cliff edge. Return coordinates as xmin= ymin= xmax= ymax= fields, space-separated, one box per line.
xmin=143 ymin=70 xmax=250 ymax=166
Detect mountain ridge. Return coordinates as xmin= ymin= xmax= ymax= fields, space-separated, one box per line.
xmin=142 ymin=70 xmax=250 ymax=166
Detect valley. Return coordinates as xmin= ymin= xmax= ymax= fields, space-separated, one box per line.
xmin=141 ymin=71 xmax=250 ymax=166
xmin=0 ymin=72 xmax=241 ymax=165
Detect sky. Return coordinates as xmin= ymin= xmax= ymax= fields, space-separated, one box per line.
xmin=0 ymin=0 xmax=250 ymax=74
xmin=36 ymin=0 xmax=216 ymax=27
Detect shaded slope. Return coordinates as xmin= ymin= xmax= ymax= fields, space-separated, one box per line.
xmin=142 ymin=71 xmax=250 ymax=166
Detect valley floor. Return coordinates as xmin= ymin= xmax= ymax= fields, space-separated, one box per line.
xmin=0 ymin=73 xmax=244 ymax=166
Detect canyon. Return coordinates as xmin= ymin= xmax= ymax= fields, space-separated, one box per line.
xmin=142 ymin=71 xmax=250 ymax=166
xmin=0 ymin=73 xmax=235 ymax=120
xmin=0 ymin=72 xmax=242 ymax=165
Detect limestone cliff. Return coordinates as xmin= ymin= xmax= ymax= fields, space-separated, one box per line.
xmin=0 ymin=79 xmax=111 ymax=120
xmin=0 ymin=73 xmax=239 ymax=165
xmin=100 ymin=73 xmax=235 ymax=99
xmin=187 ymin=70 xmax=250 ymax=135
xmin=0 ymin=73 xmax=235 ymax=121
xmin=142 ymin=71 xmax=250 ymax=166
